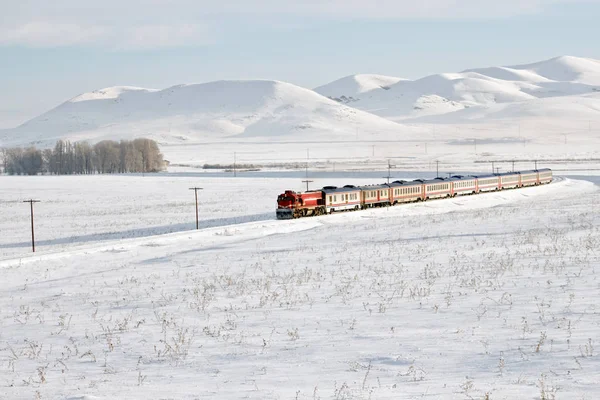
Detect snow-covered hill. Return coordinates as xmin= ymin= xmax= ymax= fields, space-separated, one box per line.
xmin=313 ymin=74 xmax=406 ymax=102
xmin=0 ymin=80 xmax=408 ymax=147
xmin=316 ymin=56 xmax=600 ymax=122
xmin=2 ymin=55 xmax=600 ymax=166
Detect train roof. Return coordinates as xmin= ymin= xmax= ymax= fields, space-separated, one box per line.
xmin=388 ymin=180 xmax=421 ymax=187
xmin=357 ymin=184 xmax=390 ymax=191
xmin=321 ymin=186 xmax=361 ymax=194
xmin=421 ymin=177 xmax=451 ymax=185
xmin=446 ymin=175 xmax=475 ymax=181
xmin=470 ymin=173 xmax=498 ymax=179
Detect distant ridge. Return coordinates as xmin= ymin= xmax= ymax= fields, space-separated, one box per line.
xmin=0 ymin=80 xmax=409 ymax=147
xmin=2 ymin=56 xmax=600 ymax=149
xmin=315 ymin=55 xmax=600 ymax=122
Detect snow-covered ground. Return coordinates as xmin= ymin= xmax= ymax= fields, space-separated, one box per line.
xmin=0 ymin=174 xmax=403 ymax=259
xmin=1 ymin=174 xmax=599 ymax=399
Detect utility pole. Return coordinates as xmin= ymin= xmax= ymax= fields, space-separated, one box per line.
xmin=233 ymin=152 xmax=237 ymax=177
xmin=534 ymin=160 xmax=538 ymax=170
xmin=512 ymin=160 xmax=515 ymax=172
xmin=383 ymin=159 xmax=396 ymax=184
xmin=436 ymin=160 xmax=440 ymax=178
xmin=189 ymin=187 xmax=203 ymax=230
xmin=302 ymin=180 xmax=313 ymax=191
xmin=447 ymin=172 xmax=452 ymax=178
xmin=495 ymin=167 xmax=501 ymax=174
xmin=305 ymin=148 xmax=309 ymax=178
xmin=492 ymin=161 xmax=495 ymax=174
xmin=23 ymin=200 xmax=40 ymax=253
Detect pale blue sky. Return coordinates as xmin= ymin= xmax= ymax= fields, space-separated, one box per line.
xmin=1 ymin=0 xmax=599 ymax=128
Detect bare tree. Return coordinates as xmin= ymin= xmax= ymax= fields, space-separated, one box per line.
xmin=0 ymin=147 xmax=7 ymax=174
xmin=4 ymin=138 xmax=163 ymax=175
xmin=22 ymin=147 xmax=43 ymax=175
xmin=133 ymin=138 xmax=164 ymax=172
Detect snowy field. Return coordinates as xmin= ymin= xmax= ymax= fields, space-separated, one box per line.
xmin=0 ymin=174 xmax=404 ymax=259
xmin=1 ymin=174 xmax=600 ymax=399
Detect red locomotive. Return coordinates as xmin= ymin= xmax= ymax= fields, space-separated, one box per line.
xmin=276 ymin=190 xmax=326 ymax=219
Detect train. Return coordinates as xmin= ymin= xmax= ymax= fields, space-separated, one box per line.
xmin=275 ymin=168 xmax=553 ymax=219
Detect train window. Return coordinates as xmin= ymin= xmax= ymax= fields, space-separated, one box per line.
xmin=329 ymin=195 xmax=332 ymax=203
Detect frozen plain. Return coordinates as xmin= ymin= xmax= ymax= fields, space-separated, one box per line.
xmin=1 ymin=174 xmax=599 ymax=399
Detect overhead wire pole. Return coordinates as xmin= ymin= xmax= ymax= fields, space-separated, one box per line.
xmin=383 ymin=159 xmax=396 ymax=184
xmin=435 ymin=160 xmax=440 ymax=178
xmin=233 ymin=152 xmax=237 ymax=177
xmin=302 ymin=148 xmax=312 ymax=191
xmin=23 ymin=199 xmax=40 ymax=253
xmin=189 ymin=187 xmax=203 ymax=230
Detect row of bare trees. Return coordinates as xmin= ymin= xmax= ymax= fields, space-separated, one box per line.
xmin=1 ymin=138 xmax=165 ymax=175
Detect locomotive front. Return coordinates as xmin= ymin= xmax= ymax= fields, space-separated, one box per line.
xmin=276 ymin=190 xmax=325 ymax=219
xmin=276 ymin=191 xmax=297 ymax=219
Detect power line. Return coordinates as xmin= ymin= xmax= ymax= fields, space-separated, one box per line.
xmin=189 ymin=187 xmax=203 ymax=230
xmin=23 ymin=199 xmax=40 ymax=253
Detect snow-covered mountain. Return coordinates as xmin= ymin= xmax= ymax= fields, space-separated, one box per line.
xmin=314 ymin=74 xmax=406 ymax=102
xmin=316 ymin=56 xmax=600 ymax=122
xmin=0 ymin=80 xmax=409 ymax=147
xmin=2 ymin=56 xmax=600 ymax=151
